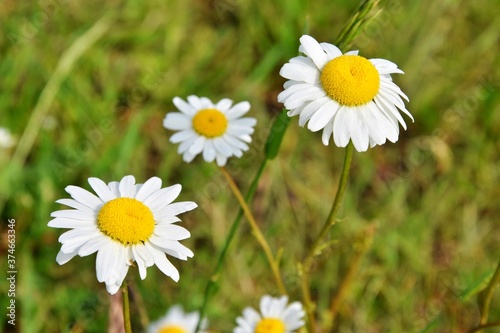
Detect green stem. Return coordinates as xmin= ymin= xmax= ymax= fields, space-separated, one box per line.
xmin=195 ymin=159 xmax=268 ymax=333
xmin=122 ymin=283 xmax=132 ymax=333
xmin=220 ymin=166 xmax=287 ymax=294
xmin=308 ymin=142 xmax=354 ymax=260
xmin=301 ymin=142 xmax=354 ymax=333
xmin=479 ymin=258 xmax=500 ymax=328
xmin=469 ymin=320 xmax=500 ymax=333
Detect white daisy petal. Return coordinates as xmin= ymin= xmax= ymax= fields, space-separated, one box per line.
xmin=143 ymin=184 xmax=182 ymax=210
xmin=58 ymin=227 xmax=98 ymax=243
xmin=216 ymin=154 xmax=227 ymax=166
xmin=78 ymin=235 xmax=109 ymax=257
xmin=147 ymin=244 xmax=180 ymax=281
xmin=226 ymin=101 xmax=251 ymax=119
xmin=321 ymin=119 xmax=334 ymax=146
xmin=163 ymin=112 xmax=192 ymax=131
xmin=149 ymin=237 xmax=194 ymax=258
xmin=307 ymin=99 xmax=340 ymax=132
xmin=200 ymin=97 xmax=214 ymax=108
xmin=65 ymin=186 xmax=103 ymax=209
xmin=55 ymin=198 xmax=95 ymax=213
xmin=320 ymin=42 xmax=342 ymax=59
xmin=56 ymin=250 xmax=78 ymax=265
xmin=187 ymin=95 xmax=203 ymax=109
xmin=48 ymin=217 xmax=95 ymax=229
xmin=348 ymin=108 xmax=370 ymax=152
xmin=213 ymin=137 xmax=233 ymax=156
xmin=154 ymin=202 xmax=198 ymax=219
xmin=223 ymin=135 xmax=249 ymax=151
xmin=283 ymin=86 xmax=325 ymax=110
xmin=95 ymin=243 xmax=115 ymax=282
xmin=170 ymin=130 xmax=196 ymax=144
xmin=188 ymin=136 xmax=207 ymax=155
xmin=154 ymin=224 xmax=191 ymax=240
xmin=216 ymin=98 xmax=233 ymax=112
xmin=88 ymin=177 xmax=115 ymax=202
xmin=119 ymin=175 xmax=136 ymax=198
xmin=51 ymin=209 xmax=95 ymax=220
xmin=298 ymin=97 xmax=331 ymax=127
xmin=131 ymin=245 xmax=148 ymax=279
xmin=279 ymin=62 xmax=319 ymax=84
xmin=299 ymin=35 xmax=329 ymax=69
xmin=107 ymin=181 xmax=120 ymax=197
xmin=333 ymin=107 xmax=351 ymax=147
xmin=135 ymin=177 xmax=162 ymax=202
xmin=202 ymin=140 xmax=217 ymax=162
xmin=173 ymin=96 xmax=197 ymax=116
xmin=178 ymin=136 xmax=197 ymax=154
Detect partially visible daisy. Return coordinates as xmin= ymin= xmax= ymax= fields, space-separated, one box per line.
xmin=0 ymin=127 xmax=15 ymax=149
xmin=163 ymin=95 xmax=257 ymax=166
xmin=278 ymin=35 xmax=413 ymax=152
xmin=234 ymin=295 xmax=305 ymax=333
xmin=147 ymin=305 xmax=208 ymax=333
xmin=48 ymin=175 xmax=197 ymax=294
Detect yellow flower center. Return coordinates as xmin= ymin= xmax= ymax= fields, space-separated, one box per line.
xmin=97 ymin=198 xmax=155 ymax=245
xmin=157 ymin=325 xmax=187 ymax=333
xmin=192 ymin=108 xmax=228 ymax=138
xmin=320 ymin=54 xmax=380 ymax=106
xmin=254 ymin=318 xmax=285 ymax=333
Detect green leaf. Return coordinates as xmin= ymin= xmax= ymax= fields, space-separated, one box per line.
xmin=460 ymin=270 xmax=495 ymax=301
xmin=264 ymin=109 xmax=290 ymax=160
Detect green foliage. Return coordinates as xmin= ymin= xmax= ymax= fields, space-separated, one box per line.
xmin=1 ymin=0 xmax=499 ymax=332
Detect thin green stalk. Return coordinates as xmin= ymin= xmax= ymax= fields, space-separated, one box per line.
xmin=122 ymin=283 xmax=132 ymax=333
xmin=469 ymin=320 xmax=500 ymax=333
xmin=301 ymin=142 xmax=354 ymax=333
xmin=220 ymin=166 xmax=287 ymax=295
xmin=478 ymin=258 xmax=500 ymax=330
xmin=308 ymin=142 xmax=354 ymax=260
xmin=335 ymin=0 xmax=380 ymax=50
xmin=195 ymin=160 xmax=268 ymax=333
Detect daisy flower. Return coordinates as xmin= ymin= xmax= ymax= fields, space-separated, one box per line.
xmin=147 ymin=305 xmax=208 ymax=333
xmin=278 ymin=35 xmax=413 ymax=152
xmin=163 ymin=95 xmax=257 ymax=166
xmin=48 ymin=175 xmax=197 ymax=294
xmin=234 ymin=295 xmax=305 ymax=333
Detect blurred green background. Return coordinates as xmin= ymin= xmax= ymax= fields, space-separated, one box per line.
xmin=1 ymin=0 xmax=499 ymax=332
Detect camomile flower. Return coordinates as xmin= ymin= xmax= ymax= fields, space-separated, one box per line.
xmin=48 ymin=175 xmax=197 ymax=294
xmin=147 ymin=305 xmax=208 ymax=333
xmin=163 ymin=95 xmax=257 ymax=166
xmin=278 ymin=35 xmax=413 ymax=152
xmin=234 ymin=295 xmax=305 ymax=333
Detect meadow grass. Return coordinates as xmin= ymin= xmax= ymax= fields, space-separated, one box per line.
xmin=1 ymin=0 xmax=500 ymax=332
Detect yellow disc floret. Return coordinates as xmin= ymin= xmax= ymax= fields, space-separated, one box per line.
xmin=255 ymin=318 xmax=286 ymax=333
xmin=320 ymin=55 xmax=380 ymax=106
xmin=192 ymin=108 xmax=228 ymax=138
xmin=157 ymin=326 xmax=187 ymax=333
xmin=97 ymin=198 xmax=155 ymax=245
